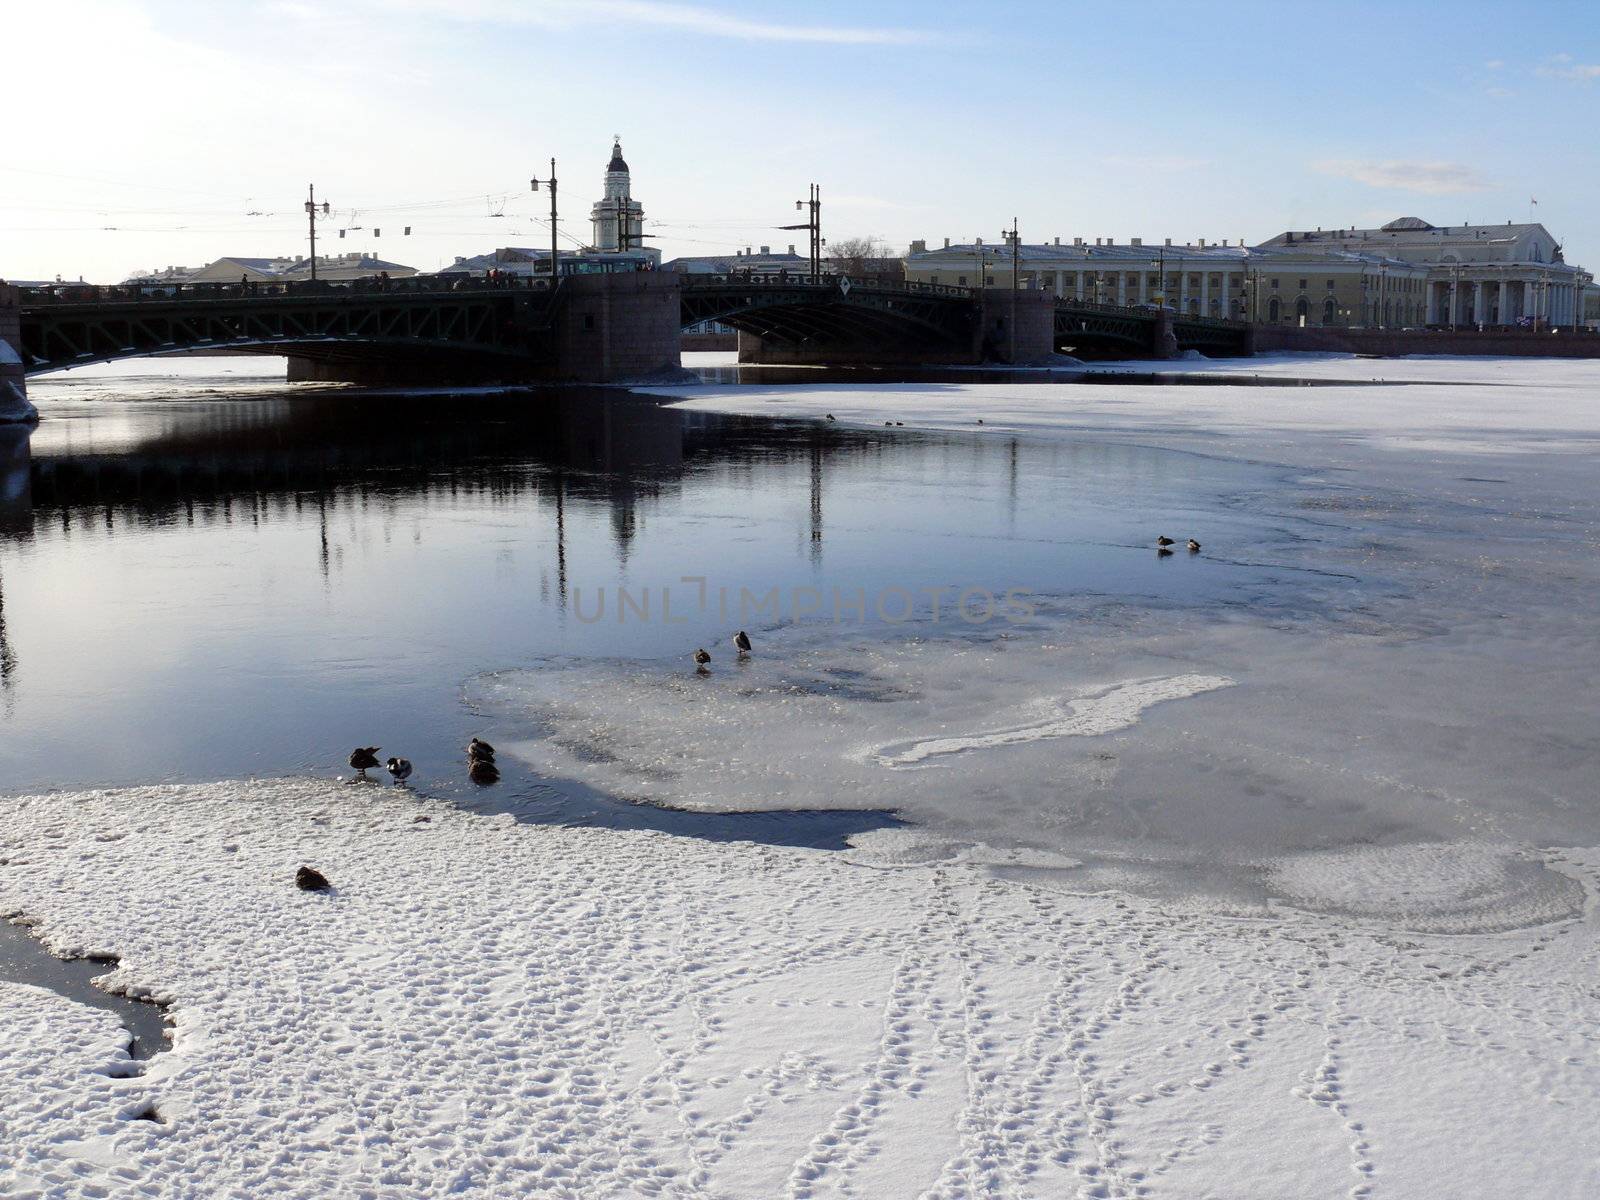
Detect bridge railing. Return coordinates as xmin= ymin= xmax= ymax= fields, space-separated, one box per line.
xmin=17 ymin=273 xmax=559 ymax=306
xmin=1051 ymin=295 xmax=1247 ymax=329
xmin=680 ymin=272 xmax=975 ymax=298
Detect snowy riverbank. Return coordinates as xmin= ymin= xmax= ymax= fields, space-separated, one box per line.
xmin=4 ymin=779 xmax=1599 ymax=1198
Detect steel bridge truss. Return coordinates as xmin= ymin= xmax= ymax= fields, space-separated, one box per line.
xmin=19 ymin=290 xmax=556 ymax=375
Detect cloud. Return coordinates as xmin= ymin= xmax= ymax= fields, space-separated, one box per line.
xmin=1485 ymin=59 xmax=1504 ymax=70
xmin=1312 ymin=159 xmax=1491 ymax=195
xmin=377 ymin=0 xmax=933 ymax=44
xmin=1536 ymin=58 xmax=1600 ymax=80
xmin=1485 ymin=86 xmax=1514 ymax=97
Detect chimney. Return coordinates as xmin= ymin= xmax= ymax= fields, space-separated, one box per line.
xmin=745 ymin=246 xmax=752 ymax=255
xmin=1053 ymin=236 xmax=1060 ymax=245
xmin=1094 ymin=237 xmax=1102 ymax=246
xmin=759 ymin=245 xmax=770 ymax=254
xmin=943 ymin=237 xmax=950 ymax=248
xmin=1164 ymin=238 xmax=1172 ymax=247
xmin=1131 ymin=237 xmax=1142 ymax=247
xmin=788 ymin=243 xmax=796 ymax=254
xmin=1073 ymin=237 xmax=1082 ymax=246
xmin=909 ymin=239 xmax=927 ymax=253
xmin=1198 ymin=238 xmax=1206 ymax=248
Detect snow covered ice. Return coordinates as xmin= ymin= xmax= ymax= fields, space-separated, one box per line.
xmin=5 ymin=354 xmax=1600 ymax=1196
xmin=3 ymin=781 xmax=1599 ymax=1198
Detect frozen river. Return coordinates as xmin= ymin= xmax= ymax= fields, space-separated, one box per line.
xmin=3 ymin=353 xmax=1599 ymax=1197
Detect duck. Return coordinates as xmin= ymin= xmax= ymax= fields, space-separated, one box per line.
xmin=468 ymin=737 xmax=496 ymax=763
xmin=468 ymin=758 xmax=500 ymax=785
xmin=734 ymin=630 xmax=752 ymax=656
xmin=386 ymin=756 xmax=413 ymax=786
xmin=295 ymin=866 xmax=331 ymax=892
xmin=348 ymin=746 xmax=381 ymax=782
xmin=694 ymin=648 xmax=712 ymax=672
xmin=825 ymin=413 xmax=836 ymax=421
xmin=1187 ymin=538 xmax=1201 ymax=553
xmin=1156 ymin=536 xmax=1175 ymax=547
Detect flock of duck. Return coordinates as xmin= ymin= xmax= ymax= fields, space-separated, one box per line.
xmin=346 ymin=737 xmax=498 ymax=787
xmin=1157 ymin=535 xmax=1202 ymax=557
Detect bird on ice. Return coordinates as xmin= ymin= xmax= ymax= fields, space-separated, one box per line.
xmin=467 ymin=737 xmax=496 ymax=763
xmin=694 ymin=648 xmax=712 ymax=672
xmin=386 ymin=756 xmax=413 ymax=786
xmin=825 ymin=413 xmax=836 ymax=421
xmin=1156 ymin=536 xmax=1175 ymax=547
xmin=295 ymin=866 xmax=331 ymax=892
xmin=348 ymin=746 xmax=381 ymax=782
xmin=734 ymin=630 xmax=752 ymax=656
xmin=1187 ymin=538 xmax=1202 ymax=553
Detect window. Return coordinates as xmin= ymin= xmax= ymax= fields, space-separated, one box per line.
xmin=930 ymin=275 xmax=939 ymax=285
xmin=1298 ymin=279 xmax=1308 ymax=290
xmin=1295 ymin=296 xmax=1309 ymax=320
xmin=1268 ymin=297 xmax=1281 ymax=322
xmin=958 ymin=276 xmax=967 ymax=285
xmin=1326 ymin=279 xmax=1336 ymax=291
xmin=1323 ymin=297 xmax=1337 ymax=325
xmin=1270 ymin=278 xmax=1280 ymax=289
xmin=985 ymin=275 xmax=994 ymax=286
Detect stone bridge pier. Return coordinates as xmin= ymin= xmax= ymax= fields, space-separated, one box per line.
xmin=1 ymin=283 xmax=27 ymax=407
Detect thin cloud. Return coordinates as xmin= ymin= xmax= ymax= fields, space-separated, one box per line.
xmin=1536 ymin=58 xmax=1600 ymax=80
xmin=1312 ymin=159 xmax=1490 ymax=195
xmin=380 ymin=0 xmax=933 ymax=44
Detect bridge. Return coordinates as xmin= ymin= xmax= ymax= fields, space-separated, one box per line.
xmin=2 ymin=272 xmax=1252 ymax=397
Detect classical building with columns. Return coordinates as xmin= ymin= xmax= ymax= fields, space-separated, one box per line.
xmin=904 ymin=235 xmax=1254 ymax=317
xmin=903 ymin=216 xmax=1592 ymax=329
xmin=1256 ymin=217 xmax=1590 ymax=328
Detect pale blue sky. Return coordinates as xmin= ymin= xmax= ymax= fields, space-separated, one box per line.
xmin=3 ymin=0 xmax=1597 ymax=281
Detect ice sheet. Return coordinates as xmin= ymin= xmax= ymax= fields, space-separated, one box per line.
xmin=2 ymin=780 xmax=1597 ymax=1198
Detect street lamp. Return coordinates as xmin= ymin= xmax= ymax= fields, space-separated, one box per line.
xmin=529 ymin=159 xmax=559 ymax=284
xmin=304 ymin=184 xmax=330 ymax=283
xmin=1149 ymin=246 xmax=1166 ymax=308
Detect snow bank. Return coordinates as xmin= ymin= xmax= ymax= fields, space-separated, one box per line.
xmin=2 ymin=780 xmax=1597 ymax=1198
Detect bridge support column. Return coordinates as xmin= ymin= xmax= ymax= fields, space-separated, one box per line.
xmin=0 ymin=283 xmax=33 ymax=421
xmin=552 ymin=273 xmax=684 ymax=383
xmin=977 ymin=289 xmax=1055 ymax=364
xmin=1152 ymin=308 xmax=1180 ymax=359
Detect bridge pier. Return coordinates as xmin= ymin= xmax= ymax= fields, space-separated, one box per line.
xmin=977 ymin=289 xmax=1055 ymax=364
xmin=1152 ymin=308 xmax=1180 ymax=359
xmin=0 ymin=283 xmax=30 ymax=417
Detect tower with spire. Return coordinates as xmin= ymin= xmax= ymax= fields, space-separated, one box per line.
xmin=590 ymin=137 xmax=645 ymax=254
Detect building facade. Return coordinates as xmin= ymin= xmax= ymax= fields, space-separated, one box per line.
xmin=904 ymin=216 xmax=1594 ymax=329
xmin=1257 ymin=218 xmax=1590 ymax=327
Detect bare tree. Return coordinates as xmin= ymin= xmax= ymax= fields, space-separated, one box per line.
xmin=827 ymin=236 xmax=902 ymax=281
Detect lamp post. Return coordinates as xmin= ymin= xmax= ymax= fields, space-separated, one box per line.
xmin=304 ymin=184 xmax=330 ymax=283
xmin=1003 ymin=218 xmax=1020 ymax=363
xmin=779 ymin=184 xmax=821 ymax=284
xmin=1149 ymin=246 xmax=1166 ymax=308
xmin=529 ymin=159 xmax=559 ymax=284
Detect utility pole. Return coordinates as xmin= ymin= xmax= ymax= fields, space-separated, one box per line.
xmin=1005 ymin=218 xmax=1019 ymax=363
xmin=531 ymin=159 xmax=559 ymax=284
xmin=780 ymin=184 xmax=822 ymax=284
xmin=305 ymin=184 xmax=330 ymax=283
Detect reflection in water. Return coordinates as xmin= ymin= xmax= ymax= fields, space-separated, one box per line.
xmin=0 ymin=379 xmax=1289 ymax=845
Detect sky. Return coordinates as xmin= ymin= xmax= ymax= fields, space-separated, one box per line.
xmin=2 ymin=0 xmax=1597 ymax=283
